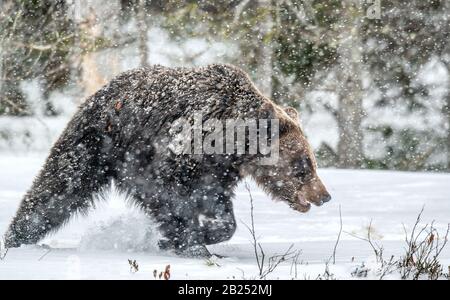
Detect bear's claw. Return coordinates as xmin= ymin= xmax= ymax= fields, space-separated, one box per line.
xmin=176 ymin=245 xmax=213 ymax=258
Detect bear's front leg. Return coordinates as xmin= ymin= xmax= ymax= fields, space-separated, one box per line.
xmin=157 ymin=194 xmax=237 ymax=258
xmin=129 ymin=177 xmax=237 ymax=258
xmin=197 ymin=196 xmax=237 ymax=246
xmin=157 ymin=195 xmax=236 ymax=257
xmin=156 ymin=216 xmax=213 ymax=258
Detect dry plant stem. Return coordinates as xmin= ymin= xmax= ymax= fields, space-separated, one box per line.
xmin=378 ymin=255 xmax=397 ymax=280
xmin=400 ymin=208 xmax=450 ymax=280
xmin=243 ymin=182 xmax=299 ymax=279
xmin=344 ymin=207 xmax=449 ymax=280
xmin=260 ymin=244 xmax=295 ymax=279
xmin=344 ymin=220 xmax=384 ymax=263
xmin=290 ymin=250 xmax=302 ymax=279
xmin=128 ymin=259 xmax=139 ymax=273
xmin=38 ymin=249 xmax=52 ymax=261
xmin=344 ymin=220 xmax=398 ymax=279
xmin=331 ymin=205 xmax=343 ymax=264
xmin=243 ymin=182 xmax=263 ymax=276
xmin=316 ymin=262 xmax=335 ymax=280
xmin=236 ymin=267 xmax=247 ymax=280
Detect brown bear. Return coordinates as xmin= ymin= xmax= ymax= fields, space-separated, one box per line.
xmin=3 ymin=64 xmax=331 ymax=257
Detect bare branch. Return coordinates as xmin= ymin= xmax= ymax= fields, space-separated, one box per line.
xmin=232 ymin=0 xmax=251 ymax=25
xmin=243 ymin=182 xmax=263 ymax=276
xmin=331 ymin=205 xmax=343 ymax=264
xmin=38 ymin=249 xmax=52 ymax=261
xmin=243 ymin=181 xmax=301 ymax=279
xmin=322 ymin=103 xmax=340 ymax=122
xmin=399 ymin=208 xmax=449 ymax=280
xmin=283 ymin=0 xmax=314 ymax=27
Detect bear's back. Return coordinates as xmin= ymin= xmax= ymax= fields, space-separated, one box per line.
xmin=86 ymin=64 xmax=265 ymax=135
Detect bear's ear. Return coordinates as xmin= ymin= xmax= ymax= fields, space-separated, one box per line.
xmin=260 ymin=102 xmax=296 ymax=136
xmin=284 ymin=107 xmax=299 ymax=120
xmin=259 ymin=101 xmax=277 ymax=119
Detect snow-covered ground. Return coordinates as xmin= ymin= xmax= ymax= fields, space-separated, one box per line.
xmin=0 ymin=153 xmax=449 ymax=280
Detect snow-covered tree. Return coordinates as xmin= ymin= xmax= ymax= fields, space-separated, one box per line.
xmin=0 ymin=0 xmax=74 ymax=116
xmin=1 ymin=0 xmax=449 ymax=171
xmin=363 ymin=0 xmax=450 ymax=170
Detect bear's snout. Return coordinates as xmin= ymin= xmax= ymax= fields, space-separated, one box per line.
xmin=298 ymin=177 xmax=332 ymax=209
xmin=314 ymin=193 xmax=332 ymax=207
xmin=321 ymin=194 xmax=332 ymax=204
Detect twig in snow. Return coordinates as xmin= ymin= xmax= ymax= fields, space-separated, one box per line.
xmin=128 ymin=259 xmax=139 ymax=273
xmin=344 ymin=208 xmax=449 ymax=280
xmin=236 ymin=267 xmax=247 ymax=280
xmin=38 ymin=249 xmax=52 ymax=261
xmin=344 ymin=220 xmax=384 ymax=263
xmin=399 ymin=208 xmax=450 ymax=280
xmin=243 ymin=181 xmax=299 ymax=279
xmin=331 ymin=205 xmax=343 ymax=264
xmin=344 ymin=220 xmax=397 ymax=279
xmin=289 ymin=249 xmax=302 ymax=279
xmin=243 ymin=182 xmax=263 ymax=276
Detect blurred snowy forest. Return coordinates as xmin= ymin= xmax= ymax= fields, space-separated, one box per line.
xmin=0 ymin=0 xmax=449 ymax=172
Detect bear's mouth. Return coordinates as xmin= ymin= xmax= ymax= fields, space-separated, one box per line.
xmin=289 ymin=194 xmax=311 ymax=213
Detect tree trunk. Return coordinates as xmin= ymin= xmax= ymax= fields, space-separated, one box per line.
xmin=0 ymin=44 xmax=3 ymax=100
xmin=444 ymin=62 xmax=450 ymax=171
xmin=337 ymin=81 xmax=364 ymax=168
xmin=0 ymin=42 xmax=27 ymax=115
xmin=336 ymin=1 xmax=365 ymax=168
xmin=76 ymin=1 xmax=121 ymax=98
xmin=444 ymin=1 xmax=450 ymax=171
xmin=255 ymin=0 xmax=273 ymax=98
xmin=137 ymin=0 xmax=149 ymax=68
xmin=446 ymin=93 xmax=450 ymax=171
xmin=70 ymin=0 xmax=84 ymax=94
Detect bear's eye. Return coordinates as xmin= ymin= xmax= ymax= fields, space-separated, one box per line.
xmin=292 ymin=157 xmax=313 ymax=180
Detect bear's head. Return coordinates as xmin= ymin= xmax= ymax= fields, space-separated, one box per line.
xmin=247 ymin=103 xmax=331 ymax=213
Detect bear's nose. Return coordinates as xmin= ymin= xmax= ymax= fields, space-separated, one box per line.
xmin=321 ymin=194 xmax=331 ymax=204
